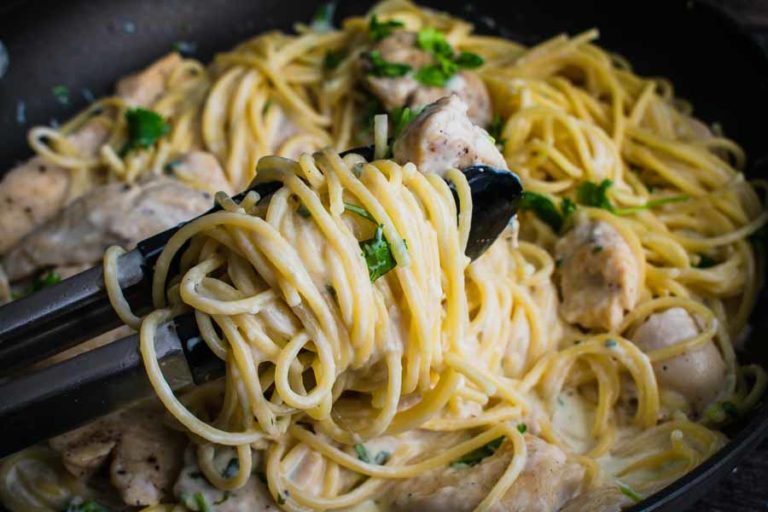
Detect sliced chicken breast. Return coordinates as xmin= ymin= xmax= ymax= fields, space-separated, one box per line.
xmin=117 ymin=53 xmax=182 ymax=107
xmin=392 ymin=95 xmax=506 ymax=176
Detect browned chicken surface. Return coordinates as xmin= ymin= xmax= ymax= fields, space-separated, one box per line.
xmin=555 ymin=217 xmax=641 ymax=331
xmin=392 ymin=95 xmax=506 ymax=176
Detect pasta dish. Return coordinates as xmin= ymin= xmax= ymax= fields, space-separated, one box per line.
xmin=0 ymin=1 xmax=766 ymax=511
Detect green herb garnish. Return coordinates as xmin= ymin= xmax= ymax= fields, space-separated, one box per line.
xmin=277 ymin=490 xmax=289 ymax=505
xmin=366 ymin=50 xmax=412 ymax=78
xmin=576 ymin=179 xmax=689 ymax=215
xmin=52 ymin=85 xmax=70 ymax=105
xmin=123 ymin=107 xmax=170 ymax=154
xmin=390 ymin=105 xmax=422 ymax=138
xmin=323 ymin=49 xmax=347 ymax=71
xmin=450 ymin=437 xmax=504 ymax=468
xmin=454 ymin=51 xmax=484 ymax=68
xmin=296 ymin=203 xmax=311 ymax=218
xmin=413 ymin=65 xmax=450 ymax=87
xmin=310 ymin=2 xmax=336 ymax=32
xmin=354 ymin=443 xmax=371 ymax=463
xmin=194 ymin=493 xmax=212 ymax=512
xmin=487 ymin=113 xmax=506 ymax=148
xmin=368 ymin=15 xmax=404 ymax=41
xmin=344 ymin=202 xmax=376 ymax=223
xmin=65 ymin=500 xmax=110 ymax=512
xmin=214 ymin=491 xmax=231 ymax=505
xmin=520 ymin=191 xmax=574 ymax=233
xmin=222 ymin=457 xmax=240 ymax=478
xmin=618 ymin=483 xmax=643 ymax=503
xmin=359 ymin=225 xmax=401 ymax=282
xmin=517 ymin=423 xmax=527 ymax=434
xmin=33 ymin=269 xmax=61 ymax=292
xmin=374 ymin=451 xmax=391 ymax=465
xmin=416 ymin=28 xmax=453 ymax=56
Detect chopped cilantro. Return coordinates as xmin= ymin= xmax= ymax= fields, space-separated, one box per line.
xmin=323 ymin=49 xmax=347 ymax=71
xmin=391 ymin=105 xmax=422 ymax=138
xmin=311 ymin=2 xmax=336 ymax=32
xmin=416 ymin=28 xmax=453 ymax=56
xmin=604 ymin=339 xmax=618 ymax=348
xmin=576 ymin=179 xmax=689 ymax=215
xmin=354 ymin=443 xmax=371 ymax=463
xmin=359 ymin=225 xmax=400 ymax=282
xmin=517 ymin=423 xmax=527 ymax=434
xmin=123 ymin=107 xmax=170 ymax=154
xmin=65 ymin=500 xmax=110 ymax=512
xmin=454 ymin=51 xmax=484 ymax=69
xmin=194 ymin=493 xmax=212 ymax=512
xmin=414 ymin=64 xmax=450 ymax=87
xmin=366 ymin=50 xmax=412 ymax=78
xmin=52 ymin=84 xmax=70 ymax=105
xmin=450 ymin=437 xmax=504 ymax=468
xmin=33 ymin=269 xmax=61 ymax=292
xmin=368 ymin=15 xmax=404 ymax=41
xmin=344 ymin=202 xmax=376 ymax=223
xmin=487 ymin=113 xmax=506 ymax=148
xmin=222 ymin=457 xmax=240 ymax=478
xmin=618 ymin=483 xmax=643 ymax=502
xmin=520 ymin=191 xmax=573 ymax=233
xmin=721 ymin=400 xmax=739 ymax=418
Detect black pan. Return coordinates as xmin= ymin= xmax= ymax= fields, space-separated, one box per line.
xmin=0 ymin=0 xmax=767 ymax=510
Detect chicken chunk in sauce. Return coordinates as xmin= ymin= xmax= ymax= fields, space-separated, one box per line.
xmin=392 ymin=95 xmax=506 ymax=177
xmin=50 ymin=407 xmax=185 ymax=507
xmin=631 ymin=307 xmax=727 ymax=412
xmin=361 ymin=31 xmax=493 ymax=126
xmin=388 ymin=435 xmax=583 ymax=512
xmin=117 ymin=53 xmax=182 ymax=107
xmin=555 ymin=217 xmax=641 ymax=331
xmin=2 ymin=177 xmax=212 ymax=281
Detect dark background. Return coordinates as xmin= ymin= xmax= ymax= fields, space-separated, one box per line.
xmin=0 ymin=0 xmax=767 ymax=510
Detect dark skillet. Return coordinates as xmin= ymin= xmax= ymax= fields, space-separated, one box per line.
xmin=0 ymin=0 xmax=767 ymax=510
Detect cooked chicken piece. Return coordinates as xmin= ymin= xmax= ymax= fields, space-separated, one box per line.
xmin=0 ymin=118 xmax=109 ymax=255
xmin=388 ymin=435 xmax=583 ymax=512
xmin=50 ymin=407 xmax=185 ymax=506
xmin=117 ymin=53 xmax=182 ymax=107
xmin=174 ymin=448 xmax=276 ymax=511
xmin=361 ymin=31 xmax=493 ymax=126
xmin=2 ymin=177 xmax=212 ymax=281
xmin=555 ymin=217 xmax=641 ymax=331
xmin=631 ymin=307 xmax=727 ymax=412
xmin=392 ymin=95 xmax=506 ymax=177
xmin=560 ymin=485 xmax=629 ymax=512
xmin=168 ymin=151 xmax=232 ymax=195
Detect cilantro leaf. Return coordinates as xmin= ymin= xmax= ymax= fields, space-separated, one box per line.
xmin=344 ymin=202 xmax=376 ymax=223
xmin=517 ymin=423 xmax=527 ymax=434
xmin=576 ymin=179 xmax=689 ymax=215
xmin=33 ymin=269 xmax=61 ymax=292
xmin=359 ymin=225 xmax=400 ymax=282
xmin=416 ymin=28 xmax=453 ymax=56
xmin=323 ymin=49 xmax=347 ymax=71
xmin=391 ymin=105 xmax=422 ymax=138
xmin=618 ymin=483 xmax=643 ymax=503
xmin=65 ymin=500 xmax=110 ymax=512
xmin=454 ymin=51 xmax=484 ymax=69
xmin=520 ymin=191 xmax=568 ymax=232
xmin=576 ymin=179 xmax=614 ymax=211
xmin=52 ymin=85 xmax=70 ymax=105
xmin=311 ymin=2 xmax=336 ymax=32
xmin=414 ymin=65 xmax=450 ymax=87
xmin=354 ymin=443 xmax=371 ymax=463
xmin=487 ymin=113 xmax=504 ymax=143
xmin=123 ymin=107 xmax=170 ymax=154
xmin=368 ymin=15 xmax=404 ymax=41
xmin=450 ymin=437 xmax=504 ymax=468
xmin=366 ymin=51 xmax=411 ymax=78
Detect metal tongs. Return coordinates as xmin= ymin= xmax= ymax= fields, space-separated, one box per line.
xmin=0 ymin=147 xmax=523 ymax=457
